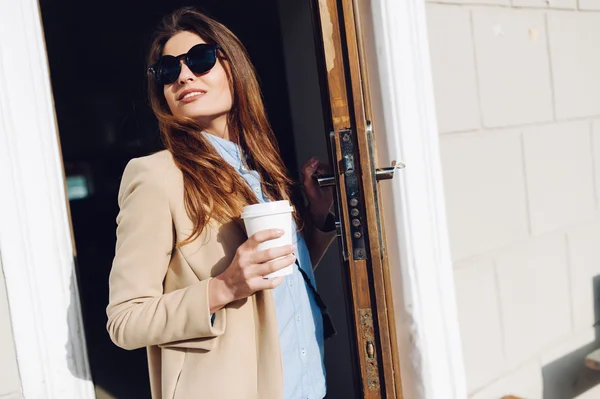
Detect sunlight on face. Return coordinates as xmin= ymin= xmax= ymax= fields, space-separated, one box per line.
xmin=162 ymin=31 xmax=233 ymax=126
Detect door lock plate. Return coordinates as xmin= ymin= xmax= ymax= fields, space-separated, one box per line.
xmin=339 ymin=129 xmax=367 ymax=260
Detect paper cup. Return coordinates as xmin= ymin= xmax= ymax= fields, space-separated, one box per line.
xmin=241 ymin=200 xmax=295 ymax=278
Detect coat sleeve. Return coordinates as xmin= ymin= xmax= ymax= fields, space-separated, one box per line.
xmin=106 ymin=158 xmax=225 ymax=351
xmin=304 ymin=212 xmax=337 ymax=269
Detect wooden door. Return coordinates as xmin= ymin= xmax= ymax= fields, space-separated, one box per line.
xmin=310 ymin=0 xmax=404 ymax=398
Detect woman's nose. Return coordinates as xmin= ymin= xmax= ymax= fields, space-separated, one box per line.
xmin=178 ymin=62 xmax=196 ymax=84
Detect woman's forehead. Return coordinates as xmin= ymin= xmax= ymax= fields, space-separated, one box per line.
xmin=163 ymin=31 xmax=206 ymax=56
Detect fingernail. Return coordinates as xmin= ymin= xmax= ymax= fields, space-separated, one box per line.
xmin=290 ymin=245 xmax=297 ymax=251
xmin=276 ymin=229 xmax=284 ymax=235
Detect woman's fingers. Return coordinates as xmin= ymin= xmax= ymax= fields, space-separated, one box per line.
xmin=302 ymin=158 xmax=319 ymax=184
xmin=253 ymin=276 xmax=285 ymax=291
xmin=244 ymin=229 xmax=285 ymax=251
xmin=254 ymin=253 xmax=296 ymax=277
xmin=251 ymin=244 xmax=296 ymax=264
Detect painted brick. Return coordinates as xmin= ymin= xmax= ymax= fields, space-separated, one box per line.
xmin=567 ymin=220 xmax=600 ymax=332
xmin=472 ymin=9 xmax=553 ymax=127
xmin=428 ymin=0 xmax=510 ymax=7
xmin=548 ymin=12 xmax=600 ymax=119
xmin=454 ymin=256 xmax=505 ymax=392
xmin=593 ymin=120 xmax=600 ymax=207
xmin=549 ymin=0 xmax=578 ymax=8
xmin=512 ymin=0 xmax=576 ymax=9
xmin=522 ymin=122 xmax=595 ymax=235
xmin=440 ymin=131 xmax=529 ymax=261
xmin=0 ymin=266 xmax=20 ymax=396
xmin=579 ymin=0 xmax=600 ymax=10
xmin=470 ymin=360 xmax=543 ymax=399
xmin=427 ymin=5 xmax=480 ymax=133
xmin=495 ymin=234 xmax=571 ymax=366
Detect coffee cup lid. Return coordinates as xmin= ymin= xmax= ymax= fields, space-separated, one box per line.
xmin=241 ymin=200 xmax=294 ymax=219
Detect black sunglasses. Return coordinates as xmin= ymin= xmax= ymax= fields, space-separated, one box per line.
xmin=148 ymin=43 xmax=221 ymax=85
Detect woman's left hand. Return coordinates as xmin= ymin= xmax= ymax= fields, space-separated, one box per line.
xmin=302 ymin=157 xmax=334 ymax=230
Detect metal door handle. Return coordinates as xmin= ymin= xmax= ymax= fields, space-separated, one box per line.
xmin=314 ymin=174 xmax=336 ymax=188
xmin=375 ymin=161 xmax=405 ymax=181
xmin=313 ymin=161 xmax=404 ymax=187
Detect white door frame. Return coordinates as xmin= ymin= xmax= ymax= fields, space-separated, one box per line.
xmin=366 ymin=1 xmax=467 ymax=398
xmin=0 ymin=0 xmax=465 ymax=398
xmin=0 ymin=1 xmax=95 ymax=398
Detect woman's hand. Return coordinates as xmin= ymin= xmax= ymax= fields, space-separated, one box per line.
xmin=208 ymin=229 xmax=296 ymax=313
xmin=302 ymin=157 xmax=334 ymax=229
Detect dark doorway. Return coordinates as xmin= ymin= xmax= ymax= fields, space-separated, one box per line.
xmin=39 ymin=1 xmax=356 ymax=398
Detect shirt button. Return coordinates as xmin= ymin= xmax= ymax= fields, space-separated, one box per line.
xmin=296 ymin=315 xmax=301 ymax=323
xmin=288 ymin=279 xmax=293 ymax=287
xmin=301 ymin=349 xmax=306 ymax=356
xmin=253 ymin=187 xmax=260 ymax=193
xmin=241 ymin=165 xmax=247 ymax=171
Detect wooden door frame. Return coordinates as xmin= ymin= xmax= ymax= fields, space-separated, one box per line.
xmin=0 ymin=1 xmax=465 ymax=398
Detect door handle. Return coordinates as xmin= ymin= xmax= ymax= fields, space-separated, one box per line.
xmin=313 ymin=161 xmax=405 ymax=187
xmin=375 ymin=161 xmax=405 ymax=181
xmin=311 ymin=129 xmax=406 ymax=260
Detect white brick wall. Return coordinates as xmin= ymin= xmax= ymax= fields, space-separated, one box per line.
xmin=427 ymin=1 xmax=600 ymax=396
xmin=440 ymin=130 xmax=529 ymax=261
xmin=0 ymin=259 xmax=21 ymax=398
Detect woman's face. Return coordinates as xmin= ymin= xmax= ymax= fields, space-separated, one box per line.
xmin=162 ymin=31 xmax=233 ymax=125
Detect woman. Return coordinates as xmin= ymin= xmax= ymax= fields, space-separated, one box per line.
xmin=106 ymin=7 xmax=336 ymax=399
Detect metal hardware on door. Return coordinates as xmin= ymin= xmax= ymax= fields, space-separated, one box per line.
xmin=315 ymin=161 xmax=405 ymax=186
xmin=360 ymin=309 xmax=380 ymax=391
xmin=312 ymin=128 xmax=407 ymax=261
xmin=315 ymin=175 xmax=335 ymax=188
xmin=375 ymin=160 xmax=406 ymax=181
xmin=366 ymin=341 xmax=375 ymax=359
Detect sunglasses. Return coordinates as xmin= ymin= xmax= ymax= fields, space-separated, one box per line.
xmin=148 ymin=43 xmax=221 ymax=85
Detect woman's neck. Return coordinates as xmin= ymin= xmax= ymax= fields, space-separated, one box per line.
xmin=203 ymin=114 xmax=230 ymax=141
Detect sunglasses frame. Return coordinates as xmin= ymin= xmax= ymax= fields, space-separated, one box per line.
xmin=148 ymin=43 xmax=221 ymax=85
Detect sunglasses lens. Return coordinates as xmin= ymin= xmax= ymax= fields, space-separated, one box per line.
xmin=186 ymin=44 xmax=218 ymax=75
xmin=155 ymin=56 xmax=181 ymax=85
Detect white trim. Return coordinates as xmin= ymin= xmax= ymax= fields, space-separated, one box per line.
xmin=367 ymin=0 xmax=468 ymax=397
xmin=0 ymin=1 xmax=94 ymax=398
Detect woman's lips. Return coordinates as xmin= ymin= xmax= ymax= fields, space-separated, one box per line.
xmin=179 ymin=91 xmax=206 ymax=103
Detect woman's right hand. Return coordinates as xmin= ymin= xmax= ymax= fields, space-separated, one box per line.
xmin=208 ymin=228 xmax=296 ymax=313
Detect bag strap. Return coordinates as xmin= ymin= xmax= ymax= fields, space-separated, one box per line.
xmin=295 ymin=260 xmax=337 ymax=340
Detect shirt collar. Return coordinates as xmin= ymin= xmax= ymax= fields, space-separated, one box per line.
xmin=202 ymin=131 xmax=243 ymax=170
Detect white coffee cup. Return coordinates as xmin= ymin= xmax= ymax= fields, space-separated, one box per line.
xmin=241 ymin=200 xmax=295 ymax=279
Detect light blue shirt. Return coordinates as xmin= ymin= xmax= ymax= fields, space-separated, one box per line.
xmin=204 ymin=132 xmax=326 ymax=399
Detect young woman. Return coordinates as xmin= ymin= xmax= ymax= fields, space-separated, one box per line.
xmin=106 ymin=7 xmax=336 ymax=399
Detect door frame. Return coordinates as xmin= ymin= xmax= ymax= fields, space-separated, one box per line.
xmin=364 ymin=2 xmax=467 ymax=397
xmin=0 ymin=1 xmax=464 ymax=398
xmin=0 ymin=1 xmax=95 ymax=398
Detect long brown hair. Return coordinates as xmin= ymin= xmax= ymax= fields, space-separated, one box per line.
xmin=147 ymin=7 xmax=304 ymax=245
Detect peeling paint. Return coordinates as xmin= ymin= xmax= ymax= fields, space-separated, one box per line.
xmin=318 ymin=0 xmax=336 ymax=73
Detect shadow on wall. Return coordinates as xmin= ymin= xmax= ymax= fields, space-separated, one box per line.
xmin=542 ymin=275 xmax=600 ymax=398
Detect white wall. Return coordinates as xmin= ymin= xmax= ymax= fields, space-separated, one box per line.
xmin=0 ymin=256 xmax=22 ymax=399
xmin=426 ymin=0 xmax=600 ymax=397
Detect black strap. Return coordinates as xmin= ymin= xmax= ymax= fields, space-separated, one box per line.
xmin=295 ymin=260 xmax=337 ymax=340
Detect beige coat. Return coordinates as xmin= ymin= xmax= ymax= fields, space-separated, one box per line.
xmin=106 ymin=150 xmax=335 ymax=399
